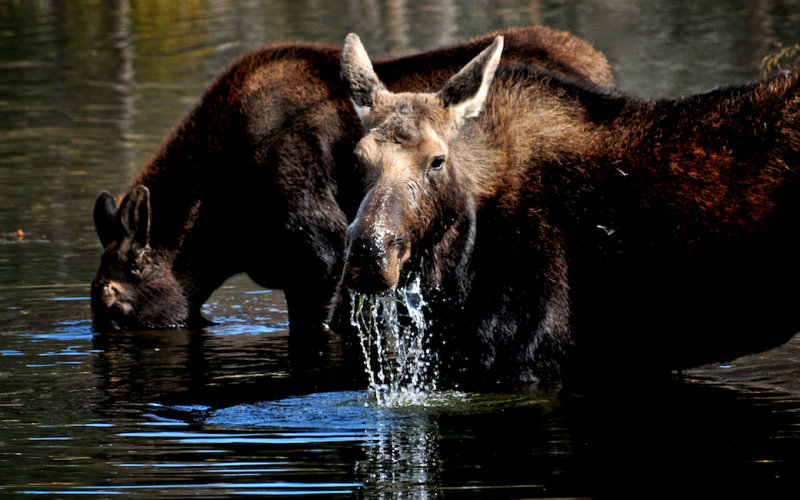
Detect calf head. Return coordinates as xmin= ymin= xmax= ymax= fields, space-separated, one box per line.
xmin=91 ymin=186 xmax=194 ymax=331
xmin=340 ymin=33 xmax=502 ymax=294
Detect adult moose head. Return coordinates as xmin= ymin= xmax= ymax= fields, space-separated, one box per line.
xmin=341 ymin=34 xmax=503 ymax=295
xmin=341 ymin=32 xmax=800 ymax=387
xmin=90 ymin=27 xmax=618 ymax=339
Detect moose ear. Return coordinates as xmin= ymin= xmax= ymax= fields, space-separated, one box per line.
xmin=436 ymin=35 xmax=503 ymax=126
xmin=341 ymin=33 xmax=386 ymax=122
xmin=94 ymin=191 xmax=119 ymax=248
xmin=117 ymin=185 xmax=151 ymax=248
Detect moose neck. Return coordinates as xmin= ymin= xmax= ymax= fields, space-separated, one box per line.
xmin=452 ymin=66 xmax=608 ymax=215
xmin=457 ymin=66 xmax=800 ymax=241
xmin=416 ymin=195 xmax=478 ymax=302
xmin=130 ymin=100 xmax=248 ymax=307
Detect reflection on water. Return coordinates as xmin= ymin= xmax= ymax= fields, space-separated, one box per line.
xmin=1 ymin=274 xmax=799 ymax=496
xmin=3 ymin=0 xmax=800 ymax=497
xmin=172 ymin=391 xmax=549 ymax=498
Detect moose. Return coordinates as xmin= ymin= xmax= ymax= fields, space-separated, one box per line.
xmin=90 ymin=26 xmax=617 ymax=344
xmin=340 ymin=33 xmax=800 ymax=386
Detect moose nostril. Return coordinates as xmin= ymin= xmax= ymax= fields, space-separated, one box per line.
xmin=100 ymin=281 xmax=134 ymax=316
xmin=343 ymin=232 xmax=405 ymax=294
xmin=102 ymin=282 xmax=119 ymax=306
xmin=348 ymin=235 xmax=387 ymax=263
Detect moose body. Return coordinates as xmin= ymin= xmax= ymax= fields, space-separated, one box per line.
xmin=90 ymin=27 xmax=616 ymax=339
xmin=341 ymin=34 xmax=800 ymax=386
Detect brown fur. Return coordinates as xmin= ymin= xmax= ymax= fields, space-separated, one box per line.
xmin=91 ymin=27 xmax=616 ymax=338
xmin=342 ymin=37 xmax=800 ymax=386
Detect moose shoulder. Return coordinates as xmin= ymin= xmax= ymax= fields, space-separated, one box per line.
xmin=340 ymin=34 xmax=800 ymax=386
xmin=90 ymin=27 xmax=616 ymax=335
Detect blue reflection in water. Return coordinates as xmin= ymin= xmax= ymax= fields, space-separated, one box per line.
xmin=26 ymin=483 xmax=359 ymax=496
xmin=197 ymin=391 xmax=458 ymax=496
xmin=41 ymin=319 xmax=94 ymax=341
xmin=205 ymin=318 xmax=287 ymax=336
xmin=77 ymin=394 xmax=382 ymax=497
xmin=119 ymin=391 xmax=469 ymax=496
xmin=120 ymin=431 xmax=370 ymax=445
xmin=206 ymin=391 xmax=386 ymax=431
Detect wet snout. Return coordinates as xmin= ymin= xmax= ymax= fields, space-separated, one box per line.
xmin=343 ymin=191 xmax=411 ymax=294
xmin=343 ymin=230 xmax=405 ymax=294
xmin=91 ymin=277 xmax=135 ymax=332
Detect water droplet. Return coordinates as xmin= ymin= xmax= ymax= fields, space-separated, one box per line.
xmin=349 ymin=275 xmax=439 ymax=407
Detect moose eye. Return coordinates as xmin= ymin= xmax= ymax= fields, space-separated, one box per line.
xmin=128 ymin=249 xmax=150 ymax=278
xmin=429 ymin=156 xmax=446 ymax=171
xmin=129 ymin=258 xmax=145 ymax=276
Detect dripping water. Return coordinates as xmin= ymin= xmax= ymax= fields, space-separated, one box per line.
xmin=349 ymin=275 xmax=439 ymax=407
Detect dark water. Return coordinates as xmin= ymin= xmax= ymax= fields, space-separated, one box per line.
xmin=2 ymin=0 xmax=800 ymax=497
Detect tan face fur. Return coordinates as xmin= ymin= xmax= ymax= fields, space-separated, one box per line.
xmin=341 ymin=34 xmax=503 ymax=293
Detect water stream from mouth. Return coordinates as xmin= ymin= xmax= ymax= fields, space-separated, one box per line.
xmin=349 ymin=275 xmax=439 ymax=407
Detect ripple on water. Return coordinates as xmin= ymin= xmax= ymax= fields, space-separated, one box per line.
xmin=185 ymin=389 xmax=536 ymax=432
xmin=148 ymin=390 xmax=502 ymax=441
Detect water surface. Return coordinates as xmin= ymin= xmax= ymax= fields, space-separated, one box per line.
xmin=2 ymin=0 xmax=800 ymax=497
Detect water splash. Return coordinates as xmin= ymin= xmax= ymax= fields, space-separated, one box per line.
xmin=349 ymin=275 xmax=439 ymax=407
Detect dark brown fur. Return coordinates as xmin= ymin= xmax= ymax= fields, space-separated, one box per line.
xmin=91 ymin=26 xmax=616 ymax=338
xmin=341 ymin=36 xmax=800 ymax=387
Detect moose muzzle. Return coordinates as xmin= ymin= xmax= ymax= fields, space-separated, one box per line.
xmin=342 ymin=218 xmax=410 ymax=294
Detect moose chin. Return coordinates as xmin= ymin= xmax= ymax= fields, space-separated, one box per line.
xmin=340 ymin=32 xmax=800 ymax=388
